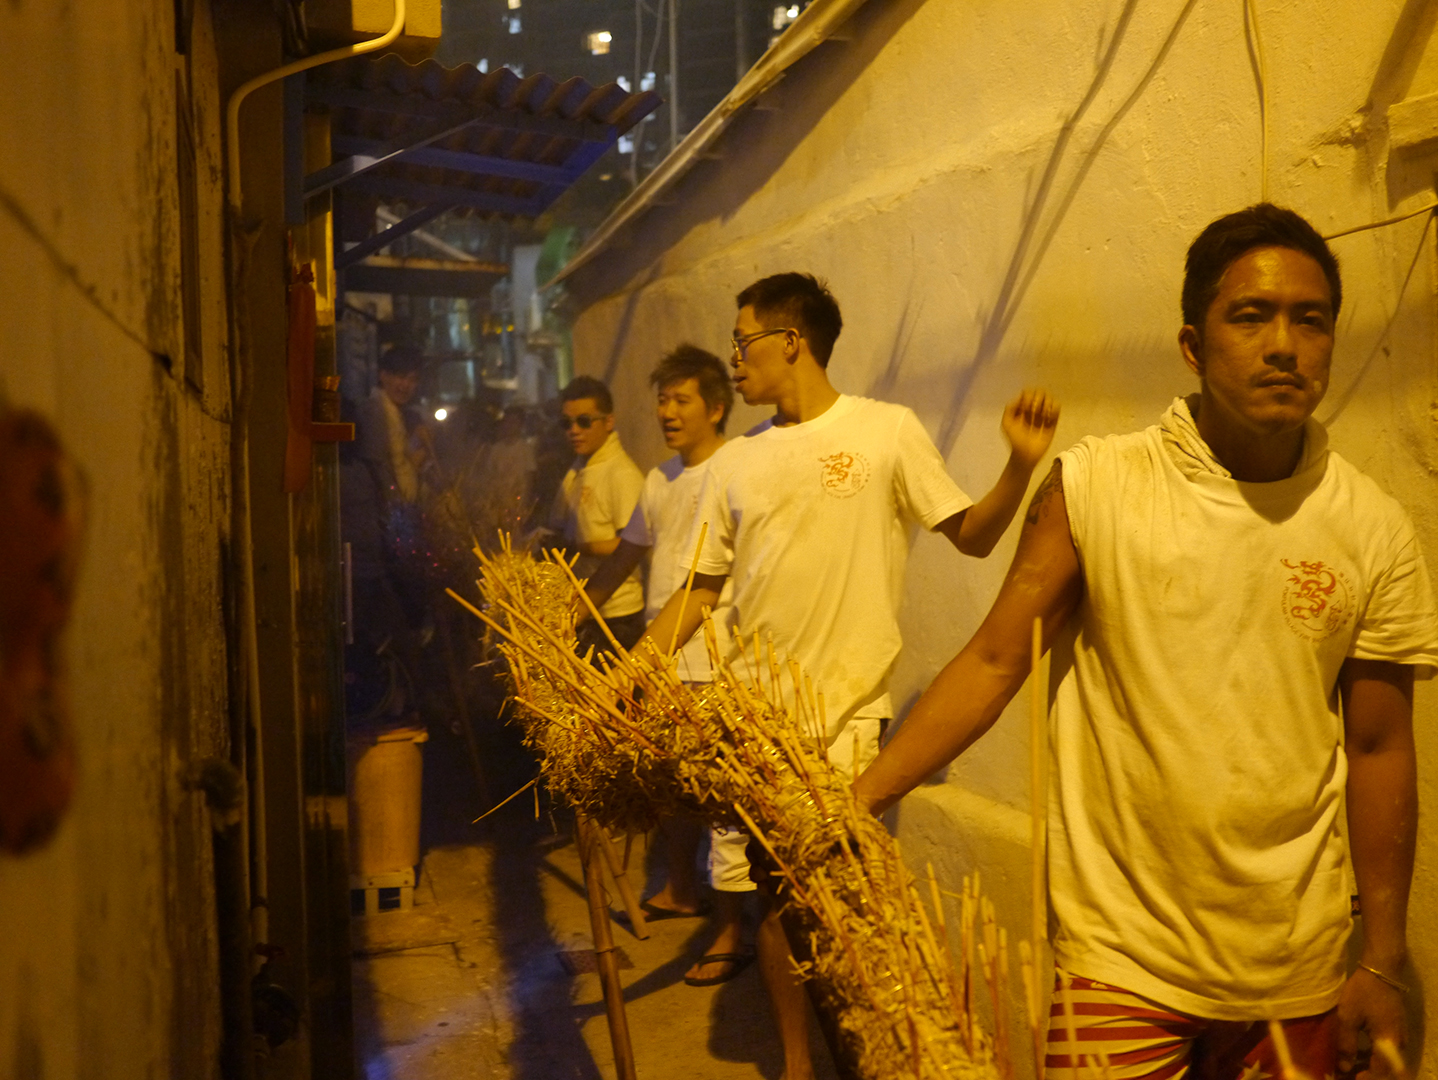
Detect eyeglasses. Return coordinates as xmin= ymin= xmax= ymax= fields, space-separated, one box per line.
xmin=561 ymin=413 xmax=606 ymax=430
xmin=730 ymin=327 xmax=795 ymax=360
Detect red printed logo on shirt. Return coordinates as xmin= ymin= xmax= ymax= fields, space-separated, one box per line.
xmin=819 ymin=451 xmax=870 ymax=498
xmin=1280 ymin=559 xmax=1354 ymax=642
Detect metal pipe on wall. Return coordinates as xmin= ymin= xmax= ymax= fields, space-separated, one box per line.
xmin=223 ymin=0 xmax=406 ymax=960
xmin=668 ymin=0 xmax=679 ymax=151
xmin=735 ymin=0 xmax=748 ymax=82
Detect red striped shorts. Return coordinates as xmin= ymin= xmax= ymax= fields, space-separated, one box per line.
xmin=1046 ymin=973 xmax=1337 ymax=1080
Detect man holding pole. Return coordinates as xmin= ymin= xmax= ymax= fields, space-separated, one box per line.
xmin=583 ymin=344 xmax=752 ymax=985
xmin=853 ymin=204 xmax=1438 ymax=1080
xmin=643 ymin=272 xmax=1060 ymax=1079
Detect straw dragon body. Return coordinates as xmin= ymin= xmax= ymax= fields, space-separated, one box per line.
xmin=454 ymin=546 xmax=1007 ymax=1080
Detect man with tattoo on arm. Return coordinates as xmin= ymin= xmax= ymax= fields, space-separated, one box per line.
xmin=853 ymin=204 xmax=1438 ymax=1080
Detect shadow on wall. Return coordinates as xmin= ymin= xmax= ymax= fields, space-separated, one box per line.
xmin=928 ymin=0 xmax=1198 ymax=458
xmin=565 ymin=0 xmax=931 ymax=313
xmin=1366 ymin=0 xmax=1438 ymax=208
xmin=571 ymin=0 xmax=1207 ymax=460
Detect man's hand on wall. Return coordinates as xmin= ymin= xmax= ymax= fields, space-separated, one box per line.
xmin=1000 ymin=388 xmax=1061 ymax=469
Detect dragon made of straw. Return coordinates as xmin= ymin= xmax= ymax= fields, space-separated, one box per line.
xmin=449 ymin=543 xmax=1016 ymax=1080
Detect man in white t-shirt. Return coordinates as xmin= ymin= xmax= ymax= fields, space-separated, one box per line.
xmin=548 ymin=375 xmax=646 ymax=653
xmin=643 ymin=273 xmax=1061 ymax=1080
xmin=582 ymin=345 xmax=752 ymax=986
xmin=854 ymin=204 xmax=1438 ymax=1080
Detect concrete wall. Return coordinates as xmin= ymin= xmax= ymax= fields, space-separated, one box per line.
xmin=566 ymin=0 xmax=1438 ymax=1071
xmin=0 ymin=1 xmax=234 ymax=1076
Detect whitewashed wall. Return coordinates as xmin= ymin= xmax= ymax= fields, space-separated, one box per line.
xmin=568 ymin=0 xmax=1438 ymax=1071
xmin=0 ymin=2 xmax=233 ymax=1076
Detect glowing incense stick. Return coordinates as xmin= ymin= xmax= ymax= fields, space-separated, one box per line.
xmin=668 ymin=521 xmax=708 ymax=658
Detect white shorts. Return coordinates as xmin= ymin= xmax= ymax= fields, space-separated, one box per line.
xmin=708 ymin=716 xmax=884 ymax=892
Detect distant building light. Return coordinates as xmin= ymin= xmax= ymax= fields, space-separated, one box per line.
xmin=772 ymin=3 xmax=801 ymax=30
xmin=617 ymin=134 xmax=634 ymax=154
xmin=507 ymin=0 xmax=521 ymax=8
xmin=585 ymin=30 xmax=612 ymax=54
xmin=640 ymin=70 xmax=656 ymax=91
xmin=617 ymin=74 xmax=631 ymax=91
xmin=434 ymin=408 xmax=449 ymax=421
xmin=478 ymin=58 xmax=489 ymax=73
xmin=508 ymin=15 xmax=521 ymax=33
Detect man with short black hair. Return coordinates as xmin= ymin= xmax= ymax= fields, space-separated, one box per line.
xmin=585 ymin=345 xmax=756 ymax=985
xmin=854 ymin=203 xmax=1438 ymax=1080
xmin=645 ymin=272 xmax=1060 ymax=1079
xmin=550 ymin=375 xmax=647 ymax=652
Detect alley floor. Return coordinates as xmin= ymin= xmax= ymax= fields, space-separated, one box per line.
xmin=350 ymin=712 xmax=840 ymax=1080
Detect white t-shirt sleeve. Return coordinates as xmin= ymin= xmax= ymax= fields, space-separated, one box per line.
xmin=1350 ymin=525 xmax=1438 ymax=673
xmin=576 ymin=460 xmax=644 ymax=542
xmin=620 ymin=473 xmax=656 ymax=548
xmin=892 ymin=407 xmax=973 ymax=529
xmin=689 ymin=465 xmax=735 ymax=577
xmin=1057 ymin=437 xmax=1097 ymax=549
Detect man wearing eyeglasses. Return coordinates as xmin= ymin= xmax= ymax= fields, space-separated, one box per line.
xmin=549 ymin=375 xmax=647 ymax=653
xmin=643 ymin=272 xmax=1060 ymax=1080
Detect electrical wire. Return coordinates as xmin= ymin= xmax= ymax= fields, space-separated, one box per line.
xmin=1323 ymin=200 xmax=1438 ymax=240
xmin=1245 ymin=0 xmax=1269 ymax=202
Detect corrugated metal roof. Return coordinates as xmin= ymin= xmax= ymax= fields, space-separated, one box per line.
xmin=306 ymin=54 xmax=661 ymax=219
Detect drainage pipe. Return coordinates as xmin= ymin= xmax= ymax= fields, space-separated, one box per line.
xmin=222 ymin=1 xmax=405 ymax=954
xmin=225 ymin=0 xmax=407 ymax=212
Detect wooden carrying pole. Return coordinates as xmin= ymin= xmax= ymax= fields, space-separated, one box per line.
xmin=594 ymin=821 xmax=648 ymax=939
xmin=579 ymin=816 xmax=639 ymax=1080
xmin=1029 ymin=616 xmax=1047 ymax=1080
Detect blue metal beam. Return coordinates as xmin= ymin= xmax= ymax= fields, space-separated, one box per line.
xmin=334 ymin=202 xmax=456 ymax=271
xmin=304 ymin=117 xmax=483 ymax=198
xmin=527 ymin=138 xmax=617 ymax=214
xmin=324 ymin=135 xmax=581 ymax=187
xmin=343 ymin=176 xmax=546 ymax=216
xmin=305 ymin=83 xmax=610 ymax=142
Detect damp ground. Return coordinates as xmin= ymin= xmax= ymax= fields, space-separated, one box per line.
xmin=350 ymin=705 xmax=840 ymax=1080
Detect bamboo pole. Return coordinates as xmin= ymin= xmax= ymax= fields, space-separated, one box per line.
xmin=579 ymin=817 xmax=639 ymax=1080
xmin=1031 ymin=617 xmax=1046 ymax=959
xmin=1029 ymin=616 xmax=1047 ymax=1080
xmin=668 ymin=521 xmax=708 ymax=657
xmin=593 ymin=818 xmax=649 ymax=939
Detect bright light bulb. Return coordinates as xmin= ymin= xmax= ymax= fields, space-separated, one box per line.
xmin=787 ymin=5 xmax=799 ymax=17
xmin=597 ymin=30 xmax=612 ymax=42
xmin=434 ymin=408 xmax=449 ymax=421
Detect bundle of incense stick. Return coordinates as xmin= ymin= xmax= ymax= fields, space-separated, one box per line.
xmin=449 ymin=541 xmax=1014 ymax=1080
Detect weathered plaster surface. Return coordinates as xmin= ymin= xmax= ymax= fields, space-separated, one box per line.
xmin=0 ymin=2 xmax=231 ymax=1077
xmin=568 ymin=0 xmax=1438 ymax=1072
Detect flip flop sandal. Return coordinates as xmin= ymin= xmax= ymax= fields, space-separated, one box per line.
xmin=639 ymin=898 xmax=712 ymax=921
xmin=683 ymin=952 xmax=755 ymax=987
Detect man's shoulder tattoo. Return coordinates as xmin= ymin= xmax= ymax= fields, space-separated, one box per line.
xmin=1024 ymin=460 xmax=1063 ymax=526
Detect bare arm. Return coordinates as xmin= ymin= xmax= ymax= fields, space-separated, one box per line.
xmin=578 ymin=538 xmax=649 ymax=623
xmin=1337 ymin=658 xmax=1417 ymax=1078
xmin=935 ymin=389 xmax=1061 ymax=558
xmin=854 ymin=462 xmax=1082 ymax=814
xmin=638 ymin=573 xmax=727 ymax=659
xmin=578 ymin=536 xmax=622 ymax=557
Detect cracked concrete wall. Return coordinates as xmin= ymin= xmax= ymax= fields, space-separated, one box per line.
xmin=0 ymin=1 xmax=233 ymax=1077
xmin=567 ymin=0 xmax=1438 ymax=1071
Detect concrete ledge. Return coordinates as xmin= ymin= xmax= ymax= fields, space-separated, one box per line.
xmin=892 ymin=783 xmax=1047 ymax=1079
xmin=1389 ymin=89 xmax=1438 ymax=151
